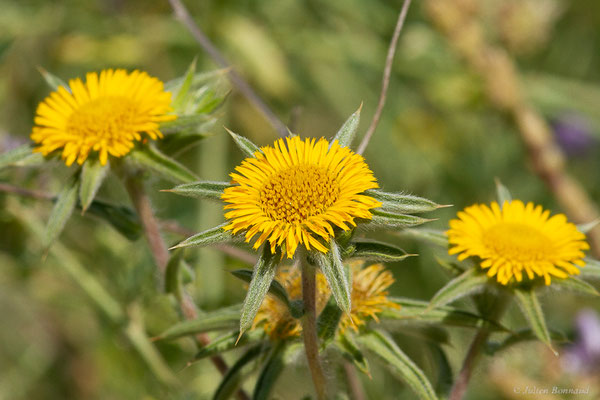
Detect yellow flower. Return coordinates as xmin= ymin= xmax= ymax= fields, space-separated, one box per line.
xmin=253 ymin=266 xmax=330 ymax=340
xmin=31 ymin=69 xmax=176 ymax=166
xmin=447 ymin=200 xmax=589 ymax=285
xmin=340 ymin=263 xmax=400 ymax=332
xmin=221 ymin=136 xmax=381 ymax=258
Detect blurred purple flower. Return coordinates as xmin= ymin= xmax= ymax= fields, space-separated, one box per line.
xmin=563 ymin=309 xmax=600 ymax=374
xmin=552 ymin=114 xmax=596 ymax=156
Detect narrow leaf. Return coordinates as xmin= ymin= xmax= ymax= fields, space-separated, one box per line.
xmin=230 ymin=269 xmax=291 ymax=310
xmin=38 ymin=67 xmax=67 ymax=90
xmin=550 ymin=276 xmax=599 ymax=296
xmin=253 ymin=343 xmax=290 ymax=400
xmin=164 ymin=250 xmax=185 ymax=300
xmin=337 ymin=333 xmax=371 ymax=377
xmin=401 ymin=229 xmax=449 ymax=247
xmin=195 ymin=330 xmax=265 ymax=361
xmin=514 ymin=288 xmax=555 ymax=353
xmin=358 ymin=330 xmax=438 ymax=400
xmin=434 ymin=256 xmax=465 ymax=276
xmin=85 ymin=199 xmax=142 ymax=240
xmin=370 ymin=210 xmax=434 ymax=229
xmin=165 ymin=180 xmax=230 ymax=200
xmin=367 ymin=190 xmax=444 ymax=214
xmin=159 ymin=114 xmax=214 ymax=134
xmin=332 ymin=104 xmax=361 ymax=148
xmin=381 ymin=297 xmax=507 ymax=331
xmin=154 ymin=305 xmax=241 ymax=341
xmin=172 ymin=57 xmax=197 ymax=110
xmin=316 ymin=240 xmax=351 ymax=314
xmin=214 ymin=344 xmax=264 ymax=400
xmin=428 ymin=268 xmax=489 ymax=309
xmin=44 ymin=177 xmax=80 ymax=248
xmin=495 ymin=178 xmax=512 ymax=205
xmin=170 ymin=223 xmax=236 ymax=249
xmin=129 ymin=145 xmax=198 ymax=183
xmin=79 ymin=158 xmax=109 ymax=212
xmin=0 ymin=144 xmax=44 ymax=169
xmin=347 ymin=240 xmax=415 ymax=262
xmin=239 ymin=247 xmax=280 ymax=336
xmin=317 ymin=297 xmax=343 ymax=348
xmin=226 ymin=128 xmax=261 ymax=157
xmin=580 ymin=258 xmax=600 ymax=280
xmin=488 ymin=328 xmax=567 ymax=355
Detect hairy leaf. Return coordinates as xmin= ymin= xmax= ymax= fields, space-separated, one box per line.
xmin=332 ymin=104 xmax=361 ymax=148
xmin=316 ymin=240 xmax=351 ymax=314
xmin=79 ymin=158 xmax=109 ymax=212
xmin=347 ymin=240 xmax=414 ymax=262
xmin=226 ymin=128 xmax=261 ymax=157
xmin=550 ymin=276 xmax=599 ymax=296
xmin=231 ymin=269 xmax=291 ymax=311
xmin=514 ymin=288 xmax=555 ymax=354
xmin=214 ymin=344 xmax=264 ymax=400
xmin=154 ymin=305 xmax=241 ymax=341
xmin=195 ymin=330 xmax=265 ymax=361
xmin=337 ymin=333 xmax=370 ymax=377
xmin=367 ymin=190 xmax=443 ymax=214
xmin=165 ymin=180 xmax=230 ymax=200
xmin=0 ymin=144 xmax=44 ymax=169
xmin=129 ymin=145 xmax=198 ymax=183
xmin=370 ymin=210 xmax=433 ymax=229
xmin=358 ymin=330 xmax=438 ymax=400
xmin=239 ymin=247 xmax=280 ymax=336
xmin=429 ymin=268 xmax=489 ymax=309
xmin=44 ymin=177 xmax=80 ymax=248
xmin=170 ymin=223 xmax=236 ymax=249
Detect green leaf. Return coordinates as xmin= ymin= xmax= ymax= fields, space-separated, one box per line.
xmin=317 ymin=297 xmax=343 ymax=348
xmin=370 ymin=210 xmax=433 ymax=229
xmin=253 ymin=343 xmax=288 ymax=400
xmin=85 ymin=199 xmax=142 ymax=240
xmin=401 ymin=229 xmax=449 ymax=247
xmin=159 ymin=114 xmax=215 ymax=134
xmin=550 ymin=276 xmax=599 ymax=296
xmin=154 ymin=305 xmax=241 ymax=341
xmin=580 ymin=258 xmax=600 ymax=280
xmin=514 ymin=288 xmax=555 ymax=354
xmin=214 ymin=344 xmax=264 ymax=400
xmin=332 ymin=104 xmax=361 ymax=148
xmin=171 ymin=57 xmax=197 ymax=110
xmin=367 ymin=190 xmax=444 ymax=214
xmin=347 ymin=240 xmax=415 ymax=262
xmin=337 ymin=333 xmax=371 ymax=377
xmin=226 ymin=128 xmax=261 ymax=157
xmin=44 ymin=177 xmax=80 ymax=248
xmin=194 ymin=330 xmax=265 ymax=361
xmin=358 ymin=330 xmax=438 ymax=400
xmin=487 ymin=328 xmax=567 ymax=355
xmin=382 ymin=297 xmax=508 ymax=331
xmin=170 ymin=223 xmax=236 ymax=250
xmin=38 ymin=67 xmax=67 ymax=90
xmin=434 ymin=256 xmax=465 ymax=276
xmin=0 ymin=145 xmax=44 ymax=169
xmin=79 ymin=158 xmax=109 ymax=212
xmin=230 ymin=269 xmax=291 ymax=311
xmin=495 ymin=178 xmax=512 ymax=205
xmin=428 ymin=268 xmax=489 ymax=309
xmin=315 ymin=240 xmax=351 ymax=315
xmin=129 ymin=145 xmax=198 ymax=183
xmin=239 ymin=246 xmax=280 ymax=337
xmin=164 ymin=250 xmax=185 ymax=301
xmin=164 ymin=180 xmax=230 ymax=200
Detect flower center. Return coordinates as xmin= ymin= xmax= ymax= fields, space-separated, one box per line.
xmin=259 ymin=164 xmax=340 ymax=224
xmin=482 ymin=223 xmax=552 ymax=262
xmin=67 ymin=96 xmax=138 ymax=139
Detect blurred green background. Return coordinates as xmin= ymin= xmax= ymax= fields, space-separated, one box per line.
xmin=1 ymin=0 xmax=600 ymax=399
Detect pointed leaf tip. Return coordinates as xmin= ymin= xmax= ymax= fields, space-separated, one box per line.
xmin=225 ymin=127 xmax=261 ymax=157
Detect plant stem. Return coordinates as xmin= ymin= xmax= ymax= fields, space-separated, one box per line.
xmin=356 ymin=0 xmax=412 ymax=155
xmin=124 ymin=175 xmax=250 ymax=400
xmin=448 ymin=294 xmax=508 ymax=400
xmin=301 ymin=257 xmax=328 ymax=400
xmin=343 ymin=361 xmax=366 ymax=400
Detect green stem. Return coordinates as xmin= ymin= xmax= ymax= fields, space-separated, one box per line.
xmin=449 ymin=293 xmax=509 ymax=400
xmin=301 ymin=257 xmax=328 ymax=400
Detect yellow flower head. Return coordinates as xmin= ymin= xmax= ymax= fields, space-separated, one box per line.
xmin=340 ymin=263 xmax=400 ymax=332
xmin=447 ymin=200 xmax=589 ymax=285
xmin=221 ymin=136 xmax=381 ymax=258
xmin=31 ymin=69 xmax=176 ymax=166
xmin=253 ymin=266 xmax=330 ymax=340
